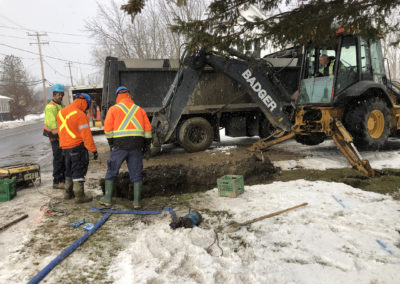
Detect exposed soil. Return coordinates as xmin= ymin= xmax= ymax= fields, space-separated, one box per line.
xmin=92 ymin=140 xmax=400 ymax=201
xmin=97 ymin=144 xmax=286 ymax=199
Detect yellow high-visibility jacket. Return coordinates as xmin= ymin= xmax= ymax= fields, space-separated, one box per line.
xmin=43 ymin=100 xmax=63 ymax=139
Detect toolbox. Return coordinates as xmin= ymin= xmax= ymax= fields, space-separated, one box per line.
xmin=0 ymin=163 xmax=41 ymax=187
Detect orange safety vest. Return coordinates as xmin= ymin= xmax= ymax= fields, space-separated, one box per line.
xmin=104 ymin=99 xmax=151 ymax=139
xmin=57 ymin=101 xmax=97 ymax=152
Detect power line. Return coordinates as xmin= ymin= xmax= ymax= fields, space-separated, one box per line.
xmin=0 ymin=33 xmax=31 ymax=40
xmin=0 ymin=24 xmax=88 ymax=37
xmin=0 ymin=52 xmax=37 ymax=60
xmin=0 ymin=43 xmax=101 ymax=66
xmin=0 ymin=33 xmax=96 ymax=45
xmin=43 ymin=59 xmax=70 ymax=78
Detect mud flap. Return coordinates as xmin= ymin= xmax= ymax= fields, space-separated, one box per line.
xmin=331 ymin=120 xmax=375 ymax=177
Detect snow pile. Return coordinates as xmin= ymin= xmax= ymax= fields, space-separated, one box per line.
xmin=272 ymin=139 xmax=400 ymax=170
xmin=0 ymin=113 xmax=44 ymax=130
xmin=108 ymin=180 xmax=400 ymax=283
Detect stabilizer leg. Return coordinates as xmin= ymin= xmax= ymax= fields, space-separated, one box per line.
xmin=331 ymin=120 xmax=375 ymax=177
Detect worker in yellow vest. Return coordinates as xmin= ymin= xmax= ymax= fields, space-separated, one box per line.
xmin=43 ymin=84 xmax=65 ymax=189
xmin=318 ymin=54 xmax=336 ymax=77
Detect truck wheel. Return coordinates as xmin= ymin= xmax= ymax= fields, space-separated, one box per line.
xmin=178 ymin=117 xmax=214 ymax=152
xmin=259 ymin=117 xmax=275 ymax=138
xmin=344 ymin=97 xmax=390 ymax=150
xmin=295 ymin=133 xmax=326 ymax=146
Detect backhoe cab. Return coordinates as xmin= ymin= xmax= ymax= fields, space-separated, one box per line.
xmin=251 ymin=34 xmax=400 ymax=176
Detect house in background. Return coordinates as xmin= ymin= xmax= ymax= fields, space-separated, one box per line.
xmin=0 ymin=94 xmax=11 ymax=121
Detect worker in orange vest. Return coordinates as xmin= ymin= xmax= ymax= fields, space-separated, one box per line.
xmin=57 ymin=93 xmax=98 ymax=203
xmin=100 ymin=86 xmax=151 ymax=209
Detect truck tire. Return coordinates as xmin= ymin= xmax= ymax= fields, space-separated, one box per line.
xmin=344 ymin=97 xmax=390 ymax=150
xmin=295 ymin=133 xmax=326 ymax=146
xmin=178 ymin=117 xmax=214 ymax=152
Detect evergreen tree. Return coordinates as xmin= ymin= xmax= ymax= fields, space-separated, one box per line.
xmin=121 ymin=0 xmax=400 ymax=53
xmin=0 ymin=55 xmax=37 ymax=120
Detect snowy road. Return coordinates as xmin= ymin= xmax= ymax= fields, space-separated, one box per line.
xmin=0 ymin=121 xmax=52 ymax=169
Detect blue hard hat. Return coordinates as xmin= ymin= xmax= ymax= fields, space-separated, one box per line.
xmin=74 ymin=93 xmax=91 ymax=111
xmin=115 ymin=86 xmax=130 ymax=96
xmin=52 ymin=84 xmax=65 ymax=93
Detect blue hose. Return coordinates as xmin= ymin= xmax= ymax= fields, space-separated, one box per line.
xmin=28 ymin=207 xmax=176 ymax=284
xmin=27 ymin=211 xmax=112 ymax=284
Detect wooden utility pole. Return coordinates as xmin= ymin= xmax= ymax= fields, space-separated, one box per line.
xmin=28 ymin=32 xmax=48 ymax=108
xmin=66 ymin=61 xmax=74 ymax=87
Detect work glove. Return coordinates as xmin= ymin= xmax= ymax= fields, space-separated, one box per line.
xmin=142 ymin=144 xmax=151 ymax=154
xmin=93 ymin=151 xmax=98 ymax=160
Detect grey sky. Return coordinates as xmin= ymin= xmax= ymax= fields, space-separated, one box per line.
xmin=0 ymin=0 xmax=103 ymax=88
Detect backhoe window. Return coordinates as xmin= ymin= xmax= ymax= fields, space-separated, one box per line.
xmin=336 ymin=36 xmax=358 ymax=93
xmin=298 ymin=77 xmax=334 ymax=104
xmin=370 ymin=40 xmax=385 ymax=84
xmin=304 ymin=49 xmax=316 ymax=78
xmin=298 ymin=48 xmax=335 ymax=104
xmin=360 ymin=38 xmax=372 ymax=79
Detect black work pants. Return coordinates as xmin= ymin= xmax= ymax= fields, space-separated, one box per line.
xmin=64 ymin=144 xmax=89 ymax=182
xmin=50 ymin=139 xmax=65 ymax=184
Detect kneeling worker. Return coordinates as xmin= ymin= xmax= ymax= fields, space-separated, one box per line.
xmin=57 ymin=93 xmax=98 ymax=203
xmin=100 ymin=86 xmax=151 ymax=209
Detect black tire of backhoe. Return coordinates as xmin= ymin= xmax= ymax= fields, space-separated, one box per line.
xmin=178 ymin=117 xmax=214 ymax=153
xmin=343 ymin=97 xmax=390 ymax=150
xmin=295 ymin=133 xmax=326 ymax=146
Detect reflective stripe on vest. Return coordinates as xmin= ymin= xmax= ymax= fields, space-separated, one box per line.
xmin=59 ymin=111 xmax=78 ymax=138
xmin=108 ymin=103 xmax=145 ymax=138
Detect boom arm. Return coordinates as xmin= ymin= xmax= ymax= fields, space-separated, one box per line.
xmin=151 ymin=50 xmax=293 ymax=147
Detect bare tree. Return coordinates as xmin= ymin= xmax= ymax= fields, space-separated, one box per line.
xmin=0 ymin=55 xmax=40 ymax=120
xmin=86 ymin=0 xmax=208 ymax=66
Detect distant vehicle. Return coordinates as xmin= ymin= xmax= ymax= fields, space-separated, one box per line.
xmin=68 ymin=85 xmax=103 ymax=129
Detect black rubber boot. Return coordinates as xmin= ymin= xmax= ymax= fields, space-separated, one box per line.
xmin=63 ymin=177 xmax=74 ymax=199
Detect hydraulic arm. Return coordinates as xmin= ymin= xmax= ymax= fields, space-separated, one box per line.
xmin=151 ymin=49 xmax=293 ymax=148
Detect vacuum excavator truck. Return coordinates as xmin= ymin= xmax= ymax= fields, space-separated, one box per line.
xmin=152 ymin=31 xmax=400 ymax=177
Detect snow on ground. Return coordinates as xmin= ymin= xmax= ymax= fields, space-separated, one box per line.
xmin=0 ymin=113 xmax=44 ymax=130
xmin=108 ymin=180 xmax=400 ymax=284
xmin=1 ymin=124 xmax=400 ymax=283
xmin=272 ymin=138 xmax=400 ymax=171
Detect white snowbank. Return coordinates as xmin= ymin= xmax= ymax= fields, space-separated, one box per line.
xmin=108 ymin=180 xmax=400 ymax=284
xmin=0 ymin=113 xmax=44 ymax=130
xmin=272 ymin=139 xmax=400 ymax=171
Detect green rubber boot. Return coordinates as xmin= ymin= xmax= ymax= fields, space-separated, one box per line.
xmin=133 ymin=182 xmax=142 ymax=209
xmin=63 ymin=177 xmax=74 ymax=200
xmin=99 ymin=179 xmax=114 ymax=206
xmin=73 ymin=181 xmax=93 ymax=204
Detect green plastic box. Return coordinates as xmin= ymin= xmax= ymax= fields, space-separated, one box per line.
xmin=0 ymin=178 xmax=17 ymax=202
xmin=217 ymin=175 xmax=244 ymax=197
